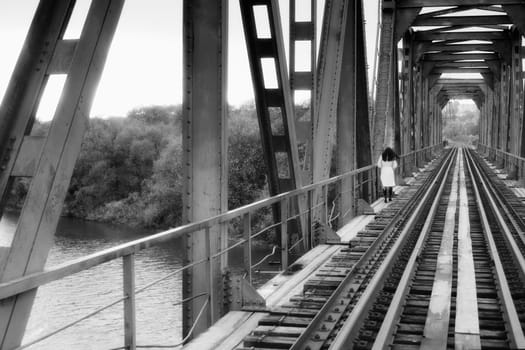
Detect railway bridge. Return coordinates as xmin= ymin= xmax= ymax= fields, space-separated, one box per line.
xmin=2 ymin=0 xmax=525 ymax=349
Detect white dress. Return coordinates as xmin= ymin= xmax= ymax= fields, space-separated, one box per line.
xmin=377 ymin=157 xmax=398 ymax=187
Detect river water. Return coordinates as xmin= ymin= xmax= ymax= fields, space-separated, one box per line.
xmin=0 ymin=212 xmax=274 ymax=350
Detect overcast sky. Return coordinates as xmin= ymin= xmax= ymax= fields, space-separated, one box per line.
xmin=0 ymin=0 xmax=380 ymax=120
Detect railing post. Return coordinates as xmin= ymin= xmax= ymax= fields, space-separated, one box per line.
xmin=123 ymin=254 xmax=136 ymax=350
xmin=323 ymin=185 xmax=329 ymax=225
xmin=204 ymin=227 xmax=214 ymax=323
xmin=307 ymin=190 xmax=313 ymax=250
xmin=280 ymin=197 xmax=289 ymax=270
xmin=368 ymin=169 xmax=374 ymax=203
xmin=243 ymin=213 xmax=252 ymax=284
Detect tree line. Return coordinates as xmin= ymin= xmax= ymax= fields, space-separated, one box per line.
xmin=9 ymin=104 xmax=272 ymax=229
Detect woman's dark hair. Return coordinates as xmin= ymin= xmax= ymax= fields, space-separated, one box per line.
xmin=382 ymin=147 xmax=398 ymax=161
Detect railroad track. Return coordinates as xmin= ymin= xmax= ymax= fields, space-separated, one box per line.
xmin=235 ymin=148 xmax=455 ymax=350
xmin=336 ymin=148 xmax=525 ymax=350
xmin=236 ymin=147 xmax=525 ymax=350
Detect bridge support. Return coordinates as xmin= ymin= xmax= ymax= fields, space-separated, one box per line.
xmin=182 ymin=0 xmax=228 ymax=339
xmin=0 ymin=1 xmax=123 ymax=348
xmin=289 ymin=0 xmax=317 ymax=186
xmin=337 ymin=0 xmax=372 ymax=225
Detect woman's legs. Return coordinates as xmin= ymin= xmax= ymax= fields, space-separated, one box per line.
xmin=388 ymin=187 xmax=393 ymax=201
xmin=383 ymin=188 xmax=387 ymax=202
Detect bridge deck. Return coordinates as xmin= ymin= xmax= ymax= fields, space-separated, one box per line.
xmin=185 ymin=166 xmax=431 ymax=350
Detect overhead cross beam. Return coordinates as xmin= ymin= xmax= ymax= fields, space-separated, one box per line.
xmin=418 ymin=43 xmax=498 ymax=52
xmin=413 ymin=15 xmax=512 ymax=27
xmin=398 ymin=0 xmax=525 ymax=7
xmin=415 ymin=31 xmax=508 ymax=41
xmin=424 ymin=53 xmax=499 ymax=61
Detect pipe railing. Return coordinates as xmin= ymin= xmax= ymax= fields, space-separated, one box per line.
xmin=0 ymin=144 xmax=442 ymax=350
xmin=477 ymin=144 xmax=525 ymax=181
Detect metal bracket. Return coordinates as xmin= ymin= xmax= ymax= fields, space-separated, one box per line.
xmin=313 ymin=221 xmax=340 ymax=245
xmin=227 ymin=271 xmax=266 ymax=311
xmin=356 ymin=198 xmax=375 ymax=216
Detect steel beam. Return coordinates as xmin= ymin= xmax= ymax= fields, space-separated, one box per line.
xmin=415 ymin=31 xmax=509 ymax=42
xmin=336 ymin=0 xmax=371 ymax=225
xmin=289 ymin=0 xmax=316 ymax=186
xmin=433 ymin=68 xmax=492 ymax=74
xmin=0 ymin=0 xmax=74 ymax=221
xmin=503 ymin=4 xmax=525 ymax=36
xmin=401 ymin=33 xmax=415 ymax=162
xmin=373 ymin=0 xmax=396 ymax=159
xmin=313 ymin=0 xmax=348 ymax=184
xmin=434 ymin=61 xmax=498 ymax=68
xmin=413 ymin=15 xmax=511 ymax=27
xmin=182 ymin=0 xmax=228 ymax=338
xmin=424 ymin=53 xmax=499 ymax=62
xmin=0 ymin=1 xmax=124 ymax=347
xmin=501 ymin=64 xmax=511 ymax=153
xmin=239 ymin=0 xmax=307 ymax=259
xmin=509 ymin=30 xmax=522 ymax=161
xmin=416 ymin=5 xmax=488 ymax=19
xmin=398 ymin=0 xmax=524 ymax=7
xmin=418 ymin=43 xmax=498 ymax=53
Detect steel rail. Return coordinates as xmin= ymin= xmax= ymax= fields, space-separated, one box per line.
xmin=370 ymin=147 xmax=457 ymax=349
xmin=289 ymin=148 xmax=453 ymax=350
xmin=470 ymin=151 xmax=525 ymax=251
xmin=325 ymin=149 xmax=456 ymax=350
xmin=467 ymin=149 xmax=525 ymax=288
xmin=464 ymin=148 xmax=525 ymax=348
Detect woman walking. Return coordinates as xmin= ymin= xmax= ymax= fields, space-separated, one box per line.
xmin=377 ymin=147 xmax=399 ymax=202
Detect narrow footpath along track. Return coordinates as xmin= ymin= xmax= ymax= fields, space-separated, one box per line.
xmin=235 ymin=147 xmax=525 ymax=350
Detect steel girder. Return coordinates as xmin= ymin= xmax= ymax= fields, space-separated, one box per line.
xmin=0 ymin=1 xmax=124 ymax=347
xmin=182 ymin=0 xmax=228 ymax=339
xmin=336 ymin=0 xmax=372 ymax=225
xmin=289 ymin=0 xmax=317 ymax=186
xmin=239 ymin=0 xmax=308 ymax=254
xmin=387 ymin=0 xmax=525 ymax=179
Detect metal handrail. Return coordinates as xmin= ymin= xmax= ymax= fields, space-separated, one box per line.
xmin=478 ymin=144 xmax=525 ymax=163
xmin=0 ymin=143 xmax=442 ymax=349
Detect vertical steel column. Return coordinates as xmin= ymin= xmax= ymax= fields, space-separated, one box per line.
xmin=373 ymin=0 xmax=396 ymax=158
xmin=336 ymin=0 xmax=357 ymax=225
xmin=182 ymin=0 xmax=228 ymax=338
xmin=430 ymin=92 xmax=437 ymax=147
xmin=355 ymin=0 xmax=372 ymax=201
xmin=313 ymin=0 xmax=349 ymax=184
xmin=487 ymin=86 xmax=494 ymax=149
xmin=500 ymin=64 xmax=509 ymax=154
xmin=401 ymin=32 xmax=414 ymax=162
xmin=336 ymin=0 xmax=371 ymax=224
xmin=510 ymin=30 xmax=522 ymax=160
xmin=493 ymin=78 xmax=502 ymax=152
xmin=414 ymin=66 xmax=423 ymax=167
xmin=0 ymin=1 xmax=124 ymax=347
xmin=435 ymin=94 xmax=441 ymax=146
xmin=480 ymin=99 xmax=487 ymax=146
xmin=289 ymin=0 xmax=316 ymax=185
xmin=421 ymin=77 xmax=429 ymax=156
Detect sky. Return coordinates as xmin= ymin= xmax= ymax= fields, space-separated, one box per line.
xmin=0 ymin=0 xmax=380 ymax=120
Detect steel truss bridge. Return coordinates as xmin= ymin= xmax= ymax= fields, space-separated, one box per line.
xmin=1 ymin=0 xmax=525 ymax=349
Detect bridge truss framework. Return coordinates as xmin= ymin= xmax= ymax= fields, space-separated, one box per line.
xmin=0 ymin=0 xmax=524 ymax=347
